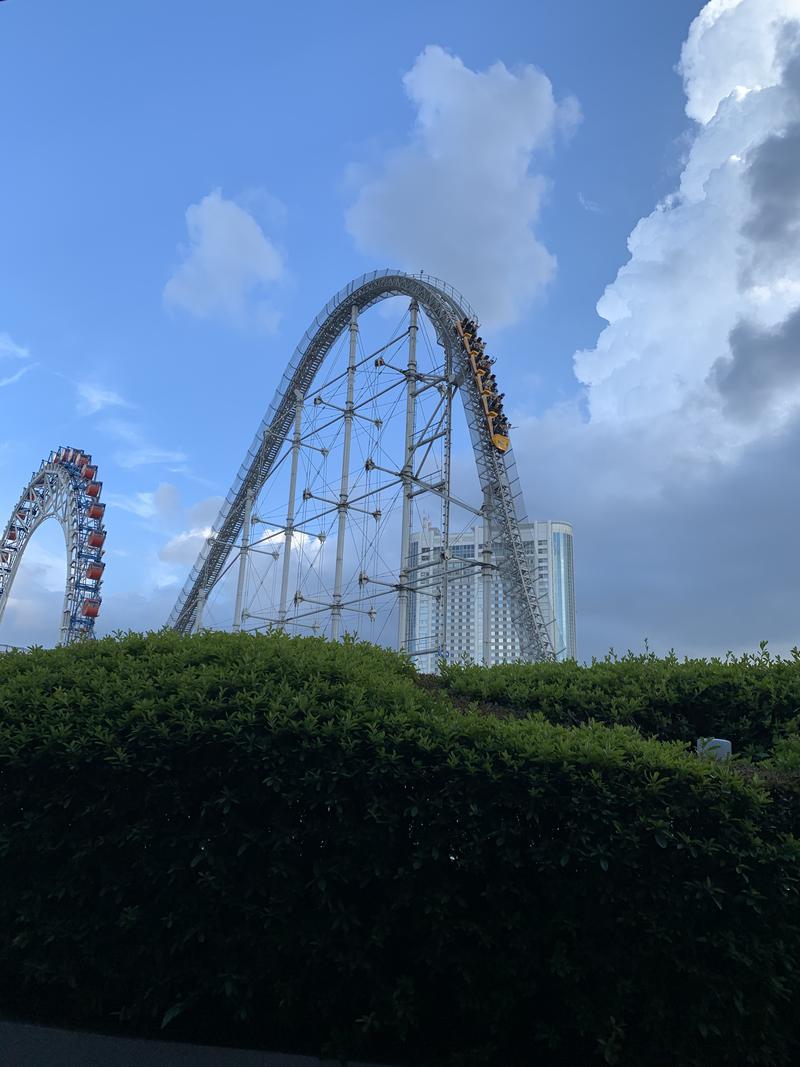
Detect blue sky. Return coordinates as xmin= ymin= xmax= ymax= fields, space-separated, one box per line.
xmin=2 ymin=0 xmax=800 ymax=659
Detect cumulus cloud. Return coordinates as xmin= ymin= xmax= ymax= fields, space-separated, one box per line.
xmin=508 ymin=0 xmax=800 ymax=658
xmin=346 ymin=46 xmax=578 ymax=328
xmin=159 ymin=526 xmax=214 ymax=566
xmin=712 ymin=304 xmax=800 ymax=419
xmin=573 ymin=0 xmax=800 ymax=458
xmin=164 ymin=188 xmax=285 ymax=331
xmin=159 ymin=495 xmax=225 ymax=567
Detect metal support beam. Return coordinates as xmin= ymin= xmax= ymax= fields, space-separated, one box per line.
xmin=232 ymin=488 xmax=254 ymax=632
xmin=279 ymin=391 xmax=304 ymax=625
xmin=482 ymin=487 xmax=493 ymax=667
xmin=397 ymin=299 xmax=418 ymax=653
xmin=194 ymin=586 xmax=207 ymax=632
xmin=438 ymin=369 xmax=454 ymax=667
xmin=331 ymin=304 xmax=358 ymax=640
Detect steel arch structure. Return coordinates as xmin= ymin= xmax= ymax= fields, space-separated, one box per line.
xmin=168 ymin=269 xmax=554 ymax=662
xmin=0 ymin=447 xmax=107 ymax=644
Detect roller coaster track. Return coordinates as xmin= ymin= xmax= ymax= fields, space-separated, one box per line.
xmin=168 ymin=269 xmax=554 ymax=661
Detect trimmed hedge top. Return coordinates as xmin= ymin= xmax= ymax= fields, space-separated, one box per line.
xmin=438 ymin=645 xmax=800 ymax=758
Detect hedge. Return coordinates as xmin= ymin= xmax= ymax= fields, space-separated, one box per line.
xmin=438 ymin=646 xmax=800 ymax=758
xmin=0 ymin=632 xmax=799 ymax=1066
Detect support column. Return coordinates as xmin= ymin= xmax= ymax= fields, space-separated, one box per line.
xmin=482 ymin=488 xmax=493 ymax=667
xmin=279 ymin=391 xmax=304 ymax=626
xmin=331 ymin=304 xmax=358 ymax=640
xmin=232 ymin=488 xmax=254 ymax=632
xmin=438 ymin=352 xmax=454 ymax=666
xmin=194 ymin=586 xmax=207 ymax=632
xmin=397 ymin=300 xmax=418 ymax=653
xmin=60 ymin=483 xmax=76 ymax=645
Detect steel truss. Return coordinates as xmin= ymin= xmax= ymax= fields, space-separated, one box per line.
xmin=168 ymin=270 xmax=554 ymax=662
xmin=0 ymin=447 xmax=107 ymax=644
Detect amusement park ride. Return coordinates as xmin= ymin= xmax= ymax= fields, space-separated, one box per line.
xmin=0 ymin=270 xmax=555 ymax=663
xmin=0 ymin=448 xmax=106 ymax=644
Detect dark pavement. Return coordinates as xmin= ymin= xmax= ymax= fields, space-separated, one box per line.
xmin=0 ymin=1019 xmax=395 ymax=1067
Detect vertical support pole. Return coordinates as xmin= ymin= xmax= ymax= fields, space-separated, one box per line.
xmin=279 ymin=391 xmax=304 ymax=625
xmin=59 ymin=593 xmax=72 ymax=645
xmin=60 ymin=482 xmax=75 ymax=644
xmin=438 ymin=351 xmax=454 ymax=667
xmin=232 ymin=488 xmax=254 ymax=632
xmin=194 ymin=585 xmax=207 ymax=632
xmin=482 ymin=488 xmax=493 ymax=667
xmin=331 ymin=304 xmax=358 ymax=640
xmin=397 ymin=300 xmax=418 ymax=653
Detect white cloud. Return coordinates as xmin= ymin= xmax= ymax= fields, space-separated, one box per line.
xmin=0 ymin=526 xmax=66 ymax=648
xmin=164 ymin=188 xmax=285 ymax=331
xmin=505 ymin=0 xmax=800 ymax=659
xmin=0 ymin=332 xmax=34 ymax=388
xmin=679 ymin=0 xmax=800 ymax=123
xmin=106 ymin=491 xmax=158 ymax=519
xmin=186 ymin=494 xmax=225 ymax=529
xmin=0 ymin=333 xmax=29 ymax=361
xmin=106 ymin=482 xmax=182 ymax=520
xmin=157 ymin=494 xmax=225 ymax=568
xmin=76 ymin=383 xmax=130 ymax=415
xmin=159 ymin=526 xmax=214 ymax=566
xmin=0 ymin=365 xmax=34 ymax=389
xmin=346 ymin=46 xmax=578 ymax=328
xmin=577 ymin=192 xmax=601 ymax=214
xmin=573 ymin=0 xmax=800 ymax=461
xmin=101 ymin=418 xmax=187 ymax=469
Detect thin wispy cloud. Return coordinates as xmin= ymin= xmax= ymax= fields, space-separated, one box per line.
xmin=101 ymin=418 xmax=186 ymax=469
xmin=76 ymin=383 xmax=131 ymax=415
xmin=0 ymin=333 xmax=29 ymax=361
xmin=106 ymin=482 xmax=182 ymax=520
xmin=0 ymin=364 xmax=34 ymax=389
xmin=105 ymin=491 xmax=158 ymax=518
xmin=0 ymin=332 xmax=34 ymax=388
xmin=578 ymin=192 xmax=601 ymax=213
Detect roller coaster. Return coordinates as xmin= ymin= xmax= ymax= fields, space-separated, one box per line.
xmin=0 ymin=270 xmax=554 ymax=663
xmin=168 ymin=270 xmax=555 ymax=663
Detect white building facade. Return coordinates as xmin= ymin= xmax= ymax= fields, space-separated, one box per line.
xmin=406 ymin=519 xmax=576 ymax=671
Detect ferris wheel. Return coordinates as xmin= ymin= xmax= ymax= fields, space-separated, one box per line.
xmin=168 ymin=270 xmax=554 ymax=664
xmin=0 ymin=447 xmax=106 ymax=645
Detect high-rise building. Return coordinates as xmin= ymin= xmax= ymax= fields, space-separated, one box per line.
xmin=405 ymin=519 xmax=576 ymax=671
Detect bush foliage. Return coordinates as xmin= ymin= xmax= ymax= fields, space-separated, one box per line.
xmin=0 ymin=632 xmax=799 ymax=1066
xmin=438 ymin=644 xmax=800 ymax=758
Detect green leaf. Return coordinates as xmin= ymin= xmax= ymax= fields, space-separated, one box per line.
xmin=161 ymin=1002 xmax=185 ymax=1029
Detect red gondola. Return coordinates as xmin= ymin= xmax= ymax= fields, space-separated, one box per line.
xmin=81 ymin=599 xmax=101 ymax=618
